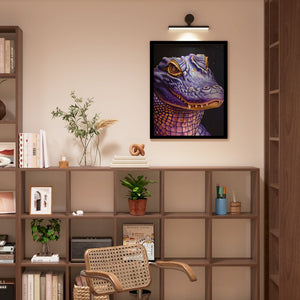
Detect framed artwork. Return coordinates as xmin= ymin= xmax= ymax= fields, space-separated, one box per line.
xmin=150 ymin=41 xmax=227 ymax=138
xmin=0 ymin=191 xmax=16 ymax=214
xmin=30 ymin=186 xmax=52 ymax=215
xmin=0 ymin=142 xmax=16 ymax=167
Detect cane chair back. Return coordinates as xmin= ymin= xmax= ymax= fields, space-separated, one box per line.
xmin=84 ymin=244 xmax=151 ymax=296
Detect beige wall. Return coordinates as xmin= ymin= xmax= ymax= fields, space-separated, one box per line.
xmin=0 ymin=0 xmax=264 ymax=169
xmin=0 ymin=0 xmax=264 ymax=298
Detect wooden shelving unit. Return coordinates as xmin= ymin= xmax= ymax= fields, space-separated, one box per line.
xmin=0 ymin=24 xmax=23 ymax=297
xmin=15 ymin=167 xmax=259 ymax=300
xmin=265 ymin=0 xmax=300 ymax=298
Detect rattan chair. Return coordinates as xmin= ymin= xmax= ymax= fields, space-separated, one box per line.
xmin=76 ymin=244 xmax=197 ymax=300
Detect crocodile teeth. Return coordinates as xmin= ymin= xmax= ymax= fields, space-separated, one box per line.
xmin=195 ymin=105 xmax=198 ymax=108
xmin=188 ymin=105 xmax=191 ymax=109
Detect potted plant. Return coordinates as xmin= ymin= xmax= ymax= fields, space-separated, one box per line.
xmin=120 ymin=174 xmax=155 ymax=216
xmin=30 ymin=218 xmax=61 ymax=256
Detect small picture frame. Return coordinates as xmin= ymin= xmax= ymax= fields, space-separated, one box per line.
xmin=0 ymin=142 xmax=16 ymax=167
xmin=30 ymin=186 xmax=52 ymax=215
xmin=0 ymin=191 xmax=16 ymax=214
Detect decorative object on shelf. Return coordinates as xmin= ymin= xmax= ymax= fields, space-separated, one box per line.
xmin=72 ymin=209 xmax=84 ymax=216
xmin=59 ymin=155 xmax=69 ymax=168
xmin=230 ymin=190 xmax=241 ymax=214
xmin=30 ymin=218 xmax=61 ymax=257
xmin=0 ymin=191 xmax=16 ymax=214
xmin=0 ymin=79 xmax=7 ymax=120
xmin=111 ymin=155 xmax=149 ymax=168
xmin=71 ymin=237 xmax=113 ymax=262
xmin=0 ymin=142 xmax=15 ymax=167
xmin=30 ymin=186 xmax=52 ymax=215
xmin=129 ymin=144 xmax=145 ymax=156
xmin=123 ymin=224 xmax=154 ymax=261
xmin=120 ymin=174 xmax=155 ymax=216
xmin=51 ymin=91 xmax=117 ymax=166
xmin=215 ymin=184 xmax=227 ymax=215
xmin=150 ymin=41 xmax=227 ymax=138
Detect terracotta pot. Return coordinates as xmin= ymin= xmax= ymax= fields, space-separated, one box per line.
xmin=128 ymin=199 xmax=147 ymax=216
xmin=0 ymin=99 xmax=6 ymax=120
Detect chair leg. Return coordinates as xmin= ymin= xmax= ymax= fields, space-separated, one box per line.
xmin=137 ymin=289 xmax=142 ymax=300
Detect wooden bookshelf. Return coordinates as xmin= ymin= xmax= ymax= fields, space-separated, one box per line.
xmin=265 ymin=0 xmax=300 ymax=298
xmin=15 ymin=166 xmax=259 ymax=300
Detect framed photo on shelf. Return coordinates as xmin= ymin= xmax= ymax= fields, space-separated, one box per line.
xmin=30 ymin=186 xmax=52 ymax=215
xmin=123 ymin=223 xmax=155 ymax=261
xmin=0 ymin=142 xmax=16 ymax=167
xmin=0 ymin=191 xmax=16 ymax=214
xmin=150 ymin=41 xmax=228 ymax=139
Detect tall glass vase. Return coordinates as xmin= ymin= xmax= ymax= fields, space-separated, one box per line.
xmin=79 ymin=136 xmax=101 ymax=167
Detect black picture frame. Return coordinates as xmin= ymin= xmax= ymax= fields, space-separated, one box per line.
xmin=150 ymin=41 xmax=228 ymax=138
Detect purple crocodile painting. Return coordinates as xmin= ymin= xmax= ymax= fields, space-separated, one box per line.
xmin=153 ymin=53 xmax=224 ymax=136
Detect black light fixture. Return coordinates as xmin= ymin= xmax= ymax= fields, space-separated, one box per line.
xmin=168 ymin=14 xmax=209 ymax=31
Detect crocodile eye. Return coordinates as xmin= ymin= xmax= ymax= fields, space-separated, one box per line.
xmin=167 ymin=60 xmax=183 ymax=77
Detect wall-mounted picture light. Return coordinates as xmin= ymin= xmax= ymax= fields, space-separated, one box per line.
xmin=168 ymin=14 xmax=209 ymax=31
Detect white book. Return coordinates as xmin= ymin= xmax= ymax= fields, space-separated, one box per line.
xmin=113 ymin=155 xmax=147 ymax=160
xmin=0 ymin=38 xmax=4 ymax=73
xmin=22 ymin=271 xmax=28 ymax=300
xmin=23 ymin=133 xmax=29 ymax=168
xmin=27 ymin=133 xmax=33 ymax=168
xmin=39 ymin=129 xmax=44 ymax=168
xmin=36 ymin=133 xmax=41 ymax=168
xmin=27 ymin=273 xmax=34 ymax=300
xmin=45 ymin=272 xmax=52 ymax=300
xmin=34 ymin=272 xmax=41 ymax=300
xmin=4 ymin=39 xmax=10 ymax=73
xmin=111 ymin=163 xmax=149 ymax=168
xmin=10 ymin=40 xmax=15 ymax=73
xmin=57 ymin=273 xmax=64 ymax=300
xmin=41 ymin=129 xmax=49 ymax=168
xmin=19 ymin=133 xmax=24 ymax=168
xmin=111 ymin=159 xmax=148 ymax=164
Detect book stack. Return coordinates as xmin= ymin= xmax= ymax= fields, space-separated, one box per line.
xmin=19 ymin=129 xmax=49 ymax=168
xmin=0 ymin=242 xmax=15 ymax=264
xmin=22 ymin=271 xmax=64 ymax=300
xmin=0 ymin=38 xmax=15 ymax=74
xmin=110 ymin=155 xmax=149 ymax=168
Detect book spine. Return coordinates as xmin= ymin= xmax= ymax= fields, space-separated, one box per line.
xmin=0 ymin=259 xmax=14 ymax=263
xmin=36 ymin=133 xmax=41 ymax=168
xmin=40 ymin=273 xmax=46 ymax=300
xmin=45 ymin=272 xmax=52 ymax=300
xmin=10 ymin=40 xmax=15 ymax=73
xmin=23 ymin=133 xmax=28 ymax=168
xmin=27 ymin=273 xmax=34 ymax=300
xmin=0 ymin=253 xmax=14 ymax=260
xmin=0 ymin=38 xmax=4 ymax=73
xmin=32 ymin=133 xmax=37 ymax=168
xmin=57 ymin=273 xmax=64 ymax=300
xmin=19 ymin=133 xmax=24 ymax=168
xmin=22 ymin=272 xmax=28 ymax=300
xmin=42 ymin=130 xmax=49 ymax=168
xmin=39 ymin=129 xmax=44 ymax=168
xmin=34 ymin=273 xmax=41 ymax=300
xmin=52 ymin=273 xmax=57 ymax=300
xmin=4 ymin=39 xmax=10 ymax=73
xmin=27 ymin=133 xmax=33 ymax=168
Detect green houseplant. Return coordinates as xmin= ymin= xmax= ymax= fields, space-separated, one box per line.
xmin=51 ymin=91 xmax=117 ymax=166
xmin=120 ymin=174 xmax=155 ymax=216
xmin=30 ymin=218 xmax=61 ymax=256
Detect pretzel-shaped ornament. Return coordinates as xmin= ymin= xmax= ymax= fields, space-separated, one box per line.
xmin=129 ymin=144 xmax=145 ymax=156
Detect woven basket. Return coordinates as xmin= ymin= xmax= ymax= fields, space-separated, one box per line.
xmin=73 ymin=285 xmax=109 ymax=300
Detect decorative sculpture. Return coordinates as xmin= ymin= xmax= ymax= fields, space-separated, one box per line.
xmin=129 ymin=144 xmax=145 ymax=156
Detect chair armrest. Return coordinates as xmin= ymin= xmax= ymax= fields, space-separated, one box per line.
xmin=80 ymin=270 xmax=124 ymax=294
xmin=150 ymin=261 xmax=197 ymax=282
